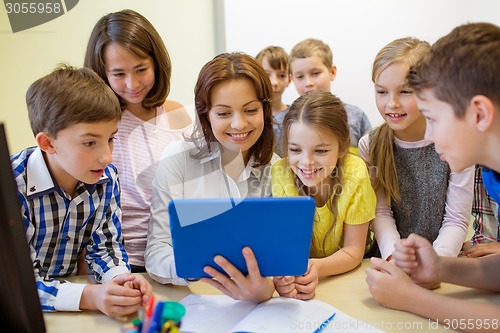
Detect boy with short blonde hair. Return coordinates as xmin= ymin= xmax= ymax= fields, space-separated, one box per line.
xmin=12 ymin=64 xmax=152 ymax=316
xmin=289 ymin=38 xmax=371 ymax=149
xmin=289 ymin=38 xmax=333 ymax=70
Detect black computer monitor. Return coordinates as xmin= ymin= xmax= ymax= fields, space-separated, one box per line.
xmin=0 ymin=123 xmax=46 ymax=332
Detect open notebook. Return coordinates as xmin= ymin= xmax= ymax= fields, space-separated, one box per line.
xmin=169 ymin=196 xmax=316 ymax=278
xmin=178 ymin=294 xmax=385 ymax=333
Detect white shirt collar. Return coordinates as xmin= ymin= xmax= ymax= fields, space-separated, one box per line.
xmin=26 ymin=147 xmax=109 ymax=198
xmin=26 ymin=147 xmax=55 ymax=197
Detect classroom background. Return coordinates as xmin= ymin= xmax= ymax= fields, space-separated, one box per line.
xmin=1 ymin=0 xmax=500 ymax=153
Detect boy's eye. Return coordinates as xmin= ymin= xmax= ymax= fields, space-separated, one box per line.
xmin=83 ymin=141 xmax=96 ymax=147
xmin=376 ymin=90 xmax=387 ymax=95
xmin=108 ymin=136 xmax=116 ymax=143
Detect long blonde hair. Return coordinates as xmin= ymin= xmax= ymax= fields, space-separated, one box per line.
xmin=369 ymin=37 xmax=430 ymax=204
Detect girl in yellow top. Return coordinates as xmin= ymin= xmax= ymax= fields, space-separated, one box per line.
xmin=271 ymin=90 xmax=376 ymax=300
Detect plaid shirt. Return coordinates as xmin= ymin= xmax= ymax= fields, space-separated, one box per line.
xmin=470 ymin=165 xmax=500 ymax=245
xmin=11 ymin=147 xmax=129 ymax=312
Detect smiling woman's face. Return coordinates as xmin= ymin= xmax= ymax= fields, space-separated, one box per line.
xmin=208 ymin=78 xmax=264 ymax=162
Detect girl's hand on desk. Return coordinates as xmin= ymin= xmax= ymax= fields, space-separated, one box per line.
xmin=202 ymin=247 xmax=274 ymax=303
xmin=293 ymin=260 xmax=318 ymax=300
xmin=463 ymin=242 xmax=500 ymax=258
xmin=80 ymin=273 xmax=144 ymax=317
xmin=273 ymin=276 xmax=297 ymax=298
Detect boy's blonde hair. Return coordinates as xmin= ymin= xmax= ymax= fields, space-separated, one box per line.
xmin=26 ymin=64 xmax=121 ymax=137
xmin=289 ymin=38 xmax=333 ymax=70
xmin=255 ymin=46 xmax=289 ymax=72
xmin=369 ymin=37 xmax=431 ymax=204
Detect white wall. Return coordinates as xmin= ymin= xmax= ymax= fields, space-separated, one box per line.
xmin=222 ymin=0 xmax=500 ymax=128
xmin=0 ymin=0 xmax=216 ymax=152
xmin=3 ymin=0 xmax=500 ymax=152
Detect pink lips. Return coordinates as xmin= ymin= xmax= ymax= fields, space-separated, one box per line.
xmin=128 ymin=91 xmax=142 ymax=98
xmin=386 ymin=113 xmax=407 ymax=122
xmin=91 ymin=169 xmax=104 ymax=178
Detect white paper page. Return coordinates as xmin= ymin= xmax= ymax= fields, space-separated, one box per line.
xmin=180 ymin=294 xmax=385 ymax=333
xmin=179 ymin=294 xmax=257 ymax=333
xmin=232 ymin=297 xmax=386 ymax=333
xmin=230 ymin=298 xmax=335 ymax=333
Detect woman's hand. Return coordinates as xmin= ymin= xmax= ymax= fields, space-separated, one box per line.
xmin=201 ymin=247 xmax=275 ymax=303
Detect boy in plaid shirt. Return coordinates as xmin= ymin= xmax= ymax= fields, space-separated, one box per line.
xmin=11 ymin=65 xmax=152 ymax=316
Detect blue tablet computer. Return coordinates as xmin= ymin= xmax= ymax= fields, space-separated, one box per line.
xmin=169 ymin=197 xmax=315 ymax=279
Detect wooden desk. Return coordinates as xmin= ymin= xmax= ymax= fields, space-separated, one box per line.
xmin=44 ymin=259 xmax=500 ymax=333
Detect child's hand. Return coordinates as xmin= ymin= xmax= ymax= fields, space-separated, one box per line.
xmin=293 ymin=260 xmax=318 ymax=300
xmin=273 ymin=276 xmax=297 ymax=298
xmin=393 ymin=233 xmax=441 ymax=285
xmin=463 ymin=242 xmax=500 ymax=258
xmin=123 ymin=274 xmax=153 ymax=307
xmin=80 ymin=274 xmax=144 ymax=317
xmin=201 ymin=247 xmax=274 ymax=303
xmin=365 ymin=257 xmax=418 ymax=310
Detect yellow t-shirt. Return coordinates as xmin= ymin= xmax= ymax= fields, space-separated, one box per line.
xmin=271 ymin=154 xmax=376 ymax=258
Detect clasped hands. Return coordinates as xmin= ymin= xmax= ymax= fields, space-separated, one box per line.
xmin=273 ymin=260 xmax=319 ymax=300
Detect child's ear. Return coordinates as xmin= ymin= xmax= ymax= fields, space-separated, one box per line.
xmin=329 ymin=65 xmax=337 ymax=81
xmin=36 ymin=132 xmax=56 ymax=154
xmin=471 ymin=95 xmax=495 ymax=132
